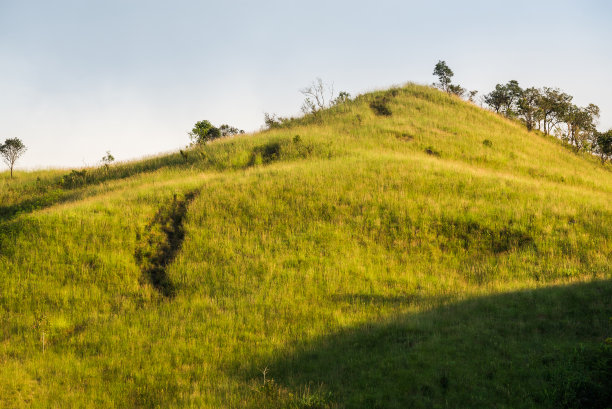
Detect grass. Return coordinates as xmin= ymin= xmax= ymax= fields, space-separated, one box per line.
xmin=0 ymin=83 xmax=610 ymax=408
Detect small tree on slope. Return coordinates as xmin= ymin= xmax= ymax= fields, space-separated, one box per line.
xmin=433 ymin=61 xmax=464 ymax=97
xmin=188 ymin=120 xmax=221 ymax=145
xmin=594 ymin=130 xmax=612 ymax=163
xmin=0 ymin=138 xmax=27 ymax=178
xmin=433 ymin=61 xmax=454 ymax=94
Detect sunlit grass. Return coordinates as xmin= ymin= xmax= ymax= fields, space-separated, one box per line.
xmin=0 ymin=84 xmax=610 ymax=408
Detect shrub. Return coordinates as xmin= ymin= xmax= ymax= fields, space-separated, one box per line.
xmin=219 ymin=124 xmax=244 ymax=136
xmin=332 ymin=91 xmax=351 ymax=107
xmin=264 ymin=113 xmax=293 ymax=130
xmin=60 ymin=170 xmax=89 ymax=188
xmin=425 ymin=146 xmax=441 ymax=157
xmin=369 ymin=97 xmax=392 ymax=116
xmin=249 ymin=142 xmax=282 ymax=166
xmin=189 ymin=120 xmax=221 ymax=145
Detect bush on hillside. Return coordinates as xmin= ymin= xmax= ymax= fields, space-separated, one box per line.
xmin=219 ymin=124 xmax=245 ymax=137
xmin=188 ymin=120 xmax=244 ymax=144
xmin=424 ymin=146 xmax=441 ymax=157
xmin=332 ymin=91 xmax=352 ymax=107
xmin=189 ymin=120 xmax=221 ymax=145
xmin=369 ymin=96 xmax=392 ymax=116
xmin=60 ymin=169 xmax=89 ymax=188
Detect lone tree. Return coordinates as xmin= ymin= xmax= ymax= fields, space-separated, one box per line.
xmin=188 ymin=120 xmax=221 ymax=145
xmin=432 ymin=61 xmax=465 ymax=97
xmin=0 ymin=138 xmax=27 ymax=178
xmin=101 ymin=151 xmax=115 ymax=169
xmin=433 ymin=60 xmax=454 ymax=94
xmin=300 ymin=78 xmax=336 ymax=115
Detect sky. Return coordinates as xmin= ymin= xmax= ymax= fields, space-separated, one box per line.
xmin=1 ymin=0 xmax=611 ymax=169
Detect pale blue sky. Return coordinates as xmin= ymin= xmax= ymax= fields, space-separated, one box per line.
xmin=1 ymin=0 xmax=611 ymax=168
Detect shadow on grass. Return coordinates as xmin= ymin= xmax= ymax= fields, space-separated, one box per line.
xmin=330 ymin=293 xmax=420 ymax=306
xmin=0 ymin=138 xmax=328 ymax=225
xmin=249 ymin=280 xmax=612 ymax=409
xmin=0 ymin=190 xmax=75 ymax=223
xmin=135 ymin=191 xmax=199 ymax=297
xmin=0 ymin=152 xmax=197 ymax=224
xmin=328 ymin=293 xmax=454 ymax=309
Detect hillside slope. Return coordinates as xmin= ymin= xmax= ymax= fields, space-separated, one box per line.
xmin=1 ymin=84 xmax=610 ymax=408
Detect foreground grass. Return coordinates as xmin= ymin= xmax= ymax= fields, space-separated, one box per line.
xmin=0 ymin=84 xmax=610 ymax=408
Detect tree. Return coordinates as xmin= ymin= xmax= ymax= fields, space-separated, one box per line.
xmin=433 ymin=60 xmax=454 ymax=93
xmin=484 ymin=84 xmax=507 ymax=113
xmin=301 ymin=78 xmax=335 ymax=115
xmin=101 ymin=151 xmax=115 ymax=168
xmin=503 ymin=80 xmax=523 ymax=117
xmin=594 ymin=129 xmax=612 ymax=163
xmin=484 ymin=80 xmax=523 ymax=117
xmin=332 ymin=91 xmax=351 ymax=106
xmin=188 ymin=120 xmax=221 ymax=145
xmin=536 ymin=87 xmax=572 ymax=135
xmin=563 ymin=103 xmax=599 ymax=150
xmin=448 ymin=84 xmax=465 ymax=97
xmin=219 ymin=124 xmax=244 ymax=137
xmin=517 ymin=87 xmax=541 ymax=131
xmin=0 ymin=138 xmax=27 ymax=178
xmin=263 ymin=113 xmax=293 ymax=129
xmin=263 ymin=113 xmax=281 ymax=129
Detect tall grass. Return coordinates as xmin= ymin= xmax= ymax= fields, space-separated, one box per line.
xmin=0 ymin=84 xmax=610 ymax=408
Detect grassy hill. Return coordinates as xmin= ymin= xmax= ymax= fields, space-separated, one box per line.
xmin=1 ymin=84 xmax=610 ymax=408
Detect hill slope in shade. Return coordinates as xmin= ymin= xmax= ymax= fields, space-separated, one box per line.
xmin=0 ymin=84 xmax=610 ymax=408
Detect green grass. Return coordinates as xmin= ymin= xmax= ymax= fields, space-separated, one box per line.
xmin=0 ymin=84 xmax=610 ymax=408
